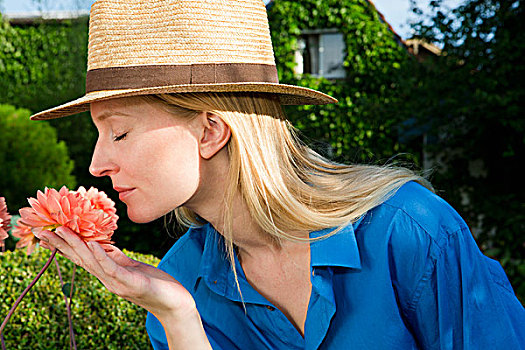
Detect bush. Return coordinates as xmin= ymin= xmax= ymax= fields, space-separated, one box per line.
xmin=0 ymin=104 xmax=76 ymax=211
xmin=0 ymin=248 xmax=159 ymax=349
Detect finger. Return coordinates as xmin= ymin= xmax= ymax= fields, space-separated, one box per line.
xmin=41 ymin=229 xmax=86 ymax=267
xmin=38 ymin=233 xmax=74 ymax=261
xmin=55 ymin=226 xmax=88 ymax=247
xmin=56 ymin=230 xmax=121 ymax=280
xmin=40 ymin=231 xmax=80 ymax=264
xmin=87 ymin=241 xmax=121 ymax=279
xmin=87 ymin=241 xmax=135 ymax=296
xmin=39 ymin=230 xmax=66 ymax=250
xmin=101 ymin=244 xmax=137 ymax=266
xmin=54 ymin=226 xmax=94 ymax=258
xmin=36 ymin=230 xmax=53 ymax=249
xmin=39 ymin=241 xmax=51 ymax=250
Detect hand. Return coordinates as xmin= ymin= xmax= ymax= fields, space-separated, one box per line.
xmin=38 ymin=226 xmax=195 ymax=322
xmin=39 ymin=227 xmax=212 ymax=349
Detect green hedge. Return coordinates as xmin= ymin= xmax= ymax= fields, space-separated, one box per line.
xmin=0 ymin=104 xmax=76 ymax=211
xmin=0 ymin=15 xmax=88 ymax=113
xmin=1 ymin=248 xmax=159 ymax=349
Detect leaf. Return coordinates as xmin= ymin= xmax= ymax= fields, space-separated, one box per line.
xmin=61 ymin=282 xmax=76 ymax=298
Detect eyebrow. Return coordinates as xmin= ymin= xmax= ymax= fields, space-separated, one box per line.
xmin=93 ymin=110 xmax=133 ymax=123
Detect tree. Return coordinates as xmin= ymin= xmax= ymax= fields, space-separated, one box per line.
xmin=403 ymin=0 xmax=524 ymax=299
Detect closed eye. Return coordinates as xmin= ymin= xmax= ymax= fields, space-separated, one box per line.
xmin=113 ymin=132 xmax=128 ymax=142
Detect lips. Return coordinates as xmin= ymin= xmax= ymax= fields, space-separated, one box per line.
xmin=113 ymin=187 xmax=136 ymax=201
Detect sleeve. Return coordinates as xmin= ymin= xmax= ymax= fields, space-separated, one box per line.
xmin=403 ymin=225 xmax=525 ymax=349
xmin=146 ymin=311 xmax=227 ymax=350
xmin=146 ymin=312 xmax=169 ymax=350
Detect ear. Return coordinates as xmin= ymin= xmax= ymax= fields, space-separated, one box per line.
xmin=199 ymin=112 xmax=231 ymax=159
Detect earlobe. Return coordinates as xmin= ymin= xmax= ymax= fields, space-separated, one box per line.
xmin=199 ymin=113 xmax=231 ymax=159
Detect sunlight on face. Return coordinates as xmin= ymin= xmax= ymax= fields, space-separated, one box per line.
xmin=89 ymin=97 xmax=201 ymax=223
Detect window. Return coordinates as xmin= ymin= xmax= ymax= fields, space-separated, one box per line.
xmin=294 ymin=29 xmax=346 ymax=79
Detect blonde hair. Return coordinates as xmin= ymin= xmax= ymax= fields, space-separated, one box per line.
xmin=143 ymin=92 xmax=431 ymax=290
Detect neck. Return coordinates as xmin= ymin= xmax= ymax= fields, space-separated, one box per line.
xmin=201 ymin=189 xmax=276 ymax=251
xmin=183 ymin=147 xmax=275 ymax=252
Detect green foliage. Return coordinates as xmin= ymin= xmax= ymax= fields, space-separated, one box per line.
xmin=0 ymin=104 xmax=76 ymax=211
xmin=267 ymin=0 xmax=418 ymax=163
xmin=0 ymin=15 xmax=88 ymax=113
xmin=0 ymin=16 xmax=177 ymax=258
xmin=0 ymin=13 xmax=93 ymax=202
xmin=404 ymin=0 xmax=525 ymax=300
xmin=0 ymin=15 xmax=95 ymax=189
xmin=0 ymin=248 xmax=159 ymax=349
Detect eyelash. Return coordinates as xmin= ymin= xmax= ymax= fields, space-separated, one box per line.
xmin=113 ymin=132 xmax=128 ymax=142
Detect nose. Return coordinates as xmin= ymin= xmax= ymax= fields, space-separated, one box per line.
xmin=89 ymin=137 xmax=119 ymax=177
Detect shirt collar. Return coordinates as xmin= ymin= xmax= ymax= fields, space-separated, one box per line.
xmin=309 ymin=216 xmax=363 ymax=270
xmin=195 ymin=224 xmax=228 ymax=292
xmin=194 ymin=218 xmax=363 ymax=296
xmin=195 ymin=224 xmax=268 ymax=303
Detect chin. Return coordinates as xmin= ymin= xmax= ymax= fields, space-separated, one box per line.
xmin=126 ymin=208 xmax=162 ymax=224
xmin=126 ymin=205 xmax=175 ymax=224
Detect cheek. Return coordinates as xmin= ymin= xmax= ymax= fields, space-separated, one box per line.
xmin=161 ymin=133 xmax=201 ymax=195
xmin=126 ymin=127 xmax=201 ymax=221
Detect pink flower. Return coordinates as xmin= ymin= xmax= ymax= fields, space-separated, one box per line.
xmin=0 ymin=197 xmax=12 ymax=249
xmin=18 ymin=186 xmax=118 ymax=245
xmin=11 ymin=219 xmax=38 ymax=255
xmin=76 ymin=186 xmax=117 ymax=218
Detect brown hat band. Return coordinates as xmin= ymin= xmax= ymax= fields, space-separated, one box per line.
xmin=86 ymin=63 xmax=280 ymax=93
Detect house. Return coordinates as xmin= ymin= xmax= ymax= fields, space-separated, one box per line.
xmin=405 ymin=38 xmax=442 ymax=62
xmin=266 ymin=0 xmax=438 ymax=79
xmin=3 ymin=10 xmax=89 ymax=25
xmin=3 ymin=1 xmax=434 ymax=165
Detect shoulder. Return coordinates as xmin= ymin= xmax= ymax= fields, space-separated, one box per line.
xmin=379 ymin=181 xmax=469 ymax=243
xmin=362 ymin=181 xmax=475 ymax=308
xmin=356 ymin=181 xmax=469 ymax=266
xmin=156 ymin=225 xmax=207 ymax=290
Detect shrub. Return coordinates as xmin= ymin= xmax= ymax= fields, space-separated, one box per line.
xmin=0 ymin=248 xmax=159 ymax=349
xmin=0 ymin=104 xmax=76 ymax=211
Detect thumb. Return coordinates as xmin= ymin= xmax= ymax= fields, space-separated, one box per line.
xmin=55 ymin=225 xmax=77 ymax=236
xmin=33 ymin=228 xmax=53 ymax=240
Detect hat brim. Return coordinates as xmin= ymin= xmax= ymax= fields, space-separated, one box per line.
xmin=30 ymin=83 xmax=338 ymax=120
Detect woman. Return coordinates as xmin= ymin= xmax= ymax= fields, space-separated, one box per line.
xmin=32 ymin=0 xmax=524 ymax=349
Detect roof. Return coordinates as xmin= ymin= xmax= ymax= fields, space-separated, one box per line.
xmin=405 ymin=39 xmax=442 ymax=56
xmin=365 ymin=0 xmax=405 ymax=45
xmin=265 ymin=0 xmax=405 ymax=45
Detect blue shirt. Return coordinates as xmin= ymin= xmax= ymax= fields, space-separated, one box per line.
xmin=146 ymin=182 xmax=525 ymax=349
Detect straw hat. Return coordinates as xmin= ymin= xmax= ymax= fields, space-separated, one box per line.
xmin=30 ymin=0 xmax=337 ymax=120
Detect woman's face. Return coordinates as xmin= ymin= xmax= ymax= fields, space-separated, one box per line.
xmin=89 ymin=96 xmax=201 ymax=223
